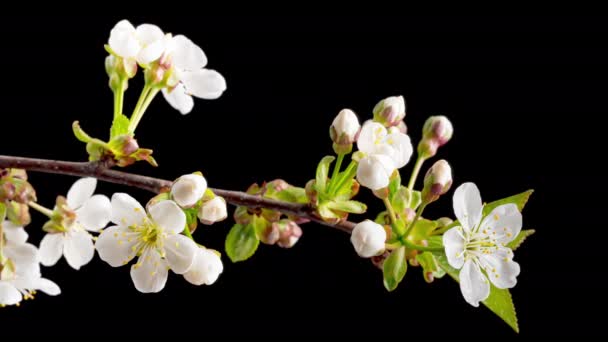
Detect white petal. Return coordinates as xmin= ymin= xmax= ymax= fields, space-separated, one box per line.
xmin=135 ymin=25 xmax=167 ymax=65
xmin=0 ymin=281 xmax=22 ymax=306
xmin=171 ymin=174 xmax=207 ymax=208
xmin=171 ymin=34 xmax=208 ymax=70
xmin=162 ymin=85 xmax=194 ymax=115
xmin=357 ymin=121 xmax=387 ymax=154
xmin=184 ymin=248 xmax=223 ymax=285
xmin=453 ymin=182 xmax=483 ymax=233
xmin=67 ymin=177 xmax=97 ymax=210
xmin=181 ymin=69 xmax=227 ymax=100
xmin=130 ymin=248 xmax=168 ymax=293
xmin=459 ymin=259 xmax=490 ymax=307
xmin=2 ymin=220 xmax=28 ymax=245
xmin=109 ymin=20 xmax=140 ymax=59
xmin=350 ymin=220 xmax=386 ymax=258
xmin=63 ymin=230 xmax=95 ymax=270
xmin=4 ymin=242 xmax=39 ymax=274
xmin=110 ymin=193 xmax=146 ymax=227
xmin=39 ymin=233 xmax=64 ymax=267
xmin=34 ymin=278 xmax=61 ymax=296
xmin=149 ymin=200 xmax=186 ymax=235
xmin=137 ymin=40 xmax=166 ymax=64
xmin=77 ymin=195 xmax=111 ymax=232
xmin=443 ymin=227 xmax=465 ymax=269
xmin=163 ymin=234 xmax=197 ymax=274
xmin=198 ymin=197 xmax=228 ymax=224
xmin=95 ymin=226 xmax=139 ymax=267
xmin=384 ymin=133 xmax=413 ymax=169
xmin=480 ymin=251 xmax=520 ymax=289
xmin=135 ymin=24 xmax=164 ymax=45
xmin=356 ymin=154 xmax=395 ymax=190
xmin=479 ymin=204 xmax=522 ymax=244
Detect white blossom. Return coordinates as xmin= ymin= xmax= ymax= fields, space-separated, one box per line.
xmin=330 ymin=109 xmax=361 ymax=145
xmin=198 ymin=197 xmax=228 ymax=225
xmin=350 ymin=220 xmax=386 ymax=258
xmin=356 ymin=154 xmax=396 ymax=190
xmin=108 ymin=20 xmax=168 ymax=64
xmin=171 ymin=174 xmax=207 ymax=208
xmin=183 ymin=248 xmax=223 ymax=286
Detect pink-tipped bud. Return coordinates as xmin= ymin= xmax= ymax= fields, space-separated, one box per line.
xmin=422 ymin=160 xmax=453 ymax=204
xmin=373 ymin=96 xmax=406 ymax=127
xmin=330 ymin=109 xmax=361 ymax=148
xmin=422 ymin=115 xmax=453 ymax=147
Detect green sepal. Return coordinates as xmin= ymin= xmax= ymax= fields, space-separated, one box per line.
xmin=110 ymin=114 xmax=131 ymax=139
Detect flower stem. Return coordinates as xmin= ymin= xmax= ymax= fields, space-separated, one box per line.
xmin=403 ymin=202 xmax=427 ymax=238
xmin=328 ymin=153 xmax=345 ymax=194
xmin=128 ymin=85 xmax=160 ymax=133
xmin=383 ymin=197 xmax=398 ymax=226
xmin=331 ymin=160 xmax=357 ymax=195
xmin=407 ymin=156 xmax=425 ymax=190
xmin=113 ymin=79 xmax=126 ymax=119
xmin=183 ymin=224 xmax=194 ymax=241
xmin=28 ymin=201 xmax=54 ymax=218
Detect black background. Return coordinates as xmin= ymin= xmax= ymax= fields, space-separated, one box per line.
xmin=0 ymin=14 xmax=605 ymax=337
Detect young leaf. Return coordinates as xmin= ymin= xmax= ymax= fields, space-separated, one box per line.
xmin=225 ymin=223 xmax=260 ymax=263
xmin=483 ymin=190 xmax=533 ymax=215
xmin=110 ymin=114 xmax=130 ymax=139
xmin=434 ymin=254 xmax=519 ymax=332
xmin=409 ymin=219 xmax=438 ymax=242
xmin=388 ymin=171 xmax=401 ymax=197
xmin=507 ymin=229 xmax=535 ymax=251
xmin=325 ymin=200 xmax=367 ymax=214
xmin=383 ymin=246 xmax=407 ymax=291
xmin=315 ymin=156 xmax=335 ymax=193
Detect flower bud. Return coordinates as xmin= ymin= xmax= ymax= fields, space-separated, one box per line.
xmin=330 ymin=109 xmax=360 ymax=144
xmin=422 ymin=116 xmax=453 ymax=147
xmin=350 ymin=220 xmax=387 ymax=258
xmin=422 ymin=160 xmax=453 ymax=204
xmin=276 ymin=220 xmax=303 ymax=248
xmin=198 ymin=196 xmax=228 ymax=225
xmin=417 ymin=138 xmax=439 ymax=159
xmin=356 ymin=154 xmax=396 ymax=191
xmin=373 ymin=96 xmax=406 ymax=127
xmin=183 ymin=248 xmax=224 ymax=286
xmin=171 ymin=174 xmax=207 ymax=208
xmin=260 ymin=222 xmax=281 ymax=245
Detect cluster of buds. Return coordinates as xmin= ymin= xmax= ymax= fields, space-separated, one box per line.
xmin=170 ymin=173 xmax=228 ymax=230
xmin=373 ymin=96 xmax=407 ymax=132
xmin=0 ymin=169 xmax=36 ymax=226
xmin=417 ymin=116 xmax=453 ymax=159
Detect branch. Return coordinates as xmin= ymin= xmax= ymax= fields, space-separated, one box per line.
xmin=0 ymin=155 xmax=355 ymax=233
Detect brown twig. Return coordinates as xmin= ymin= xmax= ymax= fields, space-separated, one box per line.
xmin=0 ymin=155 xmax=355 ymax=233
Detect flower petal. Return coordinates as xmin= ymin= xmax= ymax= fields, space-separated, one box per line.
xmin=149 ymin=200 xmax=186 ymax=235
xmin=63 ymin=230 xmax=95 ymax=270
xmin=356 ymin=154 xmax=395 ymax=190
xmin=135 ymin=24 xmax=166 ymax=64
xmin=135 ymin=24 xmax=164 ymax=45
xmin=171 ymin=174 xmax=207 ymax=208
xmin=110 ymin=193 xmax=146 ymax=227
xmin=357 ymin=121 xmax=386 ymax=154
xmin=162 ymin=84 xmax=194 ymax=115
xmin=479 ymin=203 xmax=522 ymax=244
xmin=67 ymin=177 xmax=97 ymax=210
xmin=77 ymin=194 xmax=111 ymax=232
xmin=4 ymin=242 xmax=39 ymax=274
xmin=453 ymin=182 xmax=483 ymax=233
xmin=95 ymin=226 xmax=139 ymax=267
xmin=130 ymin=248 xmax=168 ymax=293
xmin=384 ymin=132 xmax=413 ymax=169
xmin=480 ymin=251 xmax=520 ymax=289
xmin=2 ymin=220 xmax=28 ymax=245
xmin=109 ymin=20 xmax=140 ymax=58
xmin=35 ymin=278 xmax=61 ymax=296
xmin=164 ymin=234 xmax=197 ymax=274
xmin=171 ymin=34 xmax=208 ymax=70
xmin=184 ymin=248 xmax=224 ymax=285
xmin=459 ymin=259 xmax=490 ymax=307
xmin=181 ymin=69 xmax=227 ymax=100
xmin=39 ymin=233 xmax=64 ymax=267
xmin=0 ymin=281 xmax=22 ymax=306
xmin=443 ymin=227 xmax=465 ymax=269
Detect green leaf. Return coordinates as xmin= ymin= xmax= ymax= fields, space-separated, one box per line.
xmin=383 ymin=246 xmax=407 ymax=291
xmin=325 ymin=200 xmax=367 ymax=214
xmin=0 ymin=203 xmax=6 ymax=222
xmin=388 ymin=171 xmax=401 ymax=197
xmin=435 ymin=254 xmax=519 ymax=332
xmin=507 ymin=229 xmax=535 ymax=251
xmin=225 ymin=223 xmax=260 ymax=263
xmin=315 ymin=156 xmax=335 ymax=193
xmin=110 ymin=114 xmax=130 ymax=139
xmin=483 ymin=190 xmax=534 ymax=216
xmin=409 ymin=219 xmax=438 ymax=241
xmin=274 ymin=187 xmax=308 ymax=204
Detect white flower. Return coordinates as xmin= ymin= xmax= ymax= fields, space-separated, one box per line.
xmin=0 ymin=235 xmax=60 ymax=306
xmin=171 ymin=174 xmax=207 ymax=208
xmin=350 ymin=220 xmax=387 ymax=258
xmin=39 ymin=178 xmax=111 ymax=270
xmin=357 ymin=121 xmax=413 ymax=169
xmin=183 ymin=248 xmax=223 ymax=285
xmin=356 ymin=154 xmax=396 ymax=190
xmin=443 ymin=183 xmax=522 ymax=307
xmin=330 ymin=109 xmax=361 ymax=145
xmin=2 ymin=220 xmax=28 ymax=245
xmin=108 ymin=20 xmax=167 ymax=64
xmin=198 ymin=197 xmax=228 ymax=225
xmin=161 ymin=35 xmax=227 ymax=115
xmin=95 ymin=194 xmax=198 ymax=293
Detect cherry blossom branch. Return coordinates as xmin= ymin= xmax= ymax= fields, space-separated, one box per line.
xmin=0 ymin=155 xmax=355 ymax=233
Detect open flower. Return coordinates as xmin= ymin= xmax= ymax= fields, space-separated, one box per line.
xmin=160 ymin=35 xmax=227 ymax=114
xmin=357 ymin=121 xmax=412 ymax=169
xmin=108 ymin=20 xmax=167 ymax=65
xmin=183 ymin=248 xmax=223 ymax=286
xmin=443 ymin=183 xmax=522 ymax=307
xmin=356 ymin=154 xmax=396 ymax=190
xmin=95 ymin=194 xmax=198 ymax=293
xmin=39 ymin=178 xmax=111 ymax=270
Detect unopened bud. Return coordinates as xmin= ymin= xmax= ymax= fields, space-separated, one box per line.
xmin=436 ymin=217 xmax=453 ymax=229
xmin=183 ymin=247 xmax=224 ymax=286
xmin=422 ymin=160 xmax=453 ymax=204
xmin=330 ymin=109 xmax=360 ymax=154
xmin=417 ymin=138 xmax=439 ymax=159
xmin=198 ymin=196 xmax=228 ymax=225
xmin=6 ymin=201 xmax=31 ymax=226
xmin=260 ymin=222 xmax=281 ymax=245
xmin=277 ymin=220 xmax=303 ymax=248
xmin=233 ymin=206 xmax=252 ymax=225
xmin=171 ymin=174 xmax=207 ymax=208
xmin=422 ymin=115 xmax=453 ymax=147
xmin=350 ymin=220 xmax=387 ymax=258
xmin=373 ymin=96 xmax=406 ymax=127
